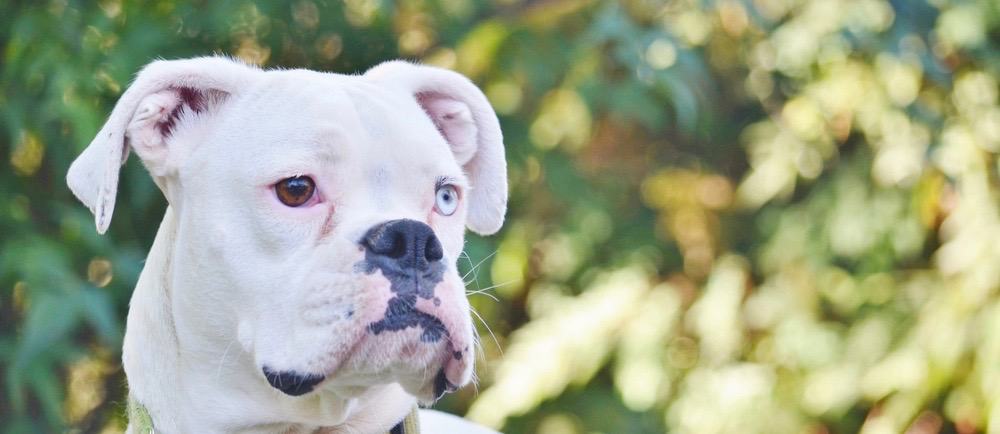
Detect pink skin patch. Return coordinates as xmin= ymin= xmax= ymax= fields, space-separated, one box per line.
xmin=413 ymin=279 xmax=472 ymax=385
xmin=335 ymin=273 xmax=471 ymax=391
xmin=281 ymin=218 xmax=473 ymax=399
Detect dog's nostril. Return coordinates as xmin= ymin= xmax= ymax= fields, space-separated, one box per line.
xmin=362 ymin=219 xmax=443 ymax=269
xmin=425 ymin=237 xmax=443 ymax=262
xmin=386 ymin=231 xmax=407 ymax=259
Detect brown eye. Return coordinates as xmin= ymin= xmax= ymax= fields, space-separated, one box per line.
xmin=275 ymin=176 xmax=316 ymax=207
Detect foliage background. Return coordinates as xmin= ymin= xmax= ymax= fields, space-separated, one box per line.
xmin=2 ymin=0 xmax=1000 ymax=433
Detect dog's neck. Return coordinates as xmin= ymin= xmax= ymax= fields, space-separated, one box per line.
xmin=122 ymin=206 xmax=415 ymax=433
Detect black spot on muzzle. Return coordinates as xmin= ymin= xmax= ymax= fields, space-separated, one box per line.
xmin=359 ymin=219 xmax=449 ymax=343
xmin=262 ymin=366 xmax=325 ymax=396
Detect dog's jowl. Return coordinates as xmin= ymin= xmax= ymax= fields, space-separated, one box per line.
xmin=66 ymin=56 xmax=506 ymax=433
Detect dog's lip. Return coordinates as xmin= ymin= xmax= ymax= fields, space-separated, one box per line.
xmin=433 ymin=368 xmax=458 ymax=399
xmin=262 ymin=366 xmax=326 ymax=396
xmin=406 ymin=368 xmax=458 ymax=406
xmin=319 ymin=340 xmax=461 ymax=404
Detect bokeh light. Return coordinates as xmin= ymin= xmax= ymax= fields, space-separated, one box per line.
xmin=3 ymin=1 xmax=1000 ymax=433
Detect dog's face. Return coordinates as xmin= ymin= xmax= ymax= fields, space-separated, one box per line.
xmin=66 ymin=58 xmax=506 ymax=404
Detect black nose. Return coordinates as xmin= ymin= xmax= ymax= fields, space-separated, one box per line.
xmin=362 ymin=219 xmax=443 ymax=270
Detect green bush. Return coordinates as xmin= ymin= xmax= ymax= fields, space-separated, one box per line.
xmin=2 ymin=1 xmax=999 ymax=432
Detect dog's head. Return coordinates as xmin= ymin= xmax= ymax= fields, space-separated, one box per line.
xmin=67 ymin=57 xmax=506 ymax=404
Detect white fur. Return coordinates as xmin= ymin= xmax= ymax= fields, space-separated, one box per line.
xmin=365 ymin=61 xmax=508 ymax=235
xmin=67 ymin=57 xmax=505 ymax=433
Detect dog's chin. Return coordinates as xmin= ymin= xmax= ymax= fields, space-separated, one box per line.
xmin=325 ymin=359 xmax=461 ymax=406
xmin=262 ymin=353 xmax=461 ymax=404
xmin=259 ymin=305 xmax=470 ymax=402
xmin=322 ymin=324 xmax=467 ymax=402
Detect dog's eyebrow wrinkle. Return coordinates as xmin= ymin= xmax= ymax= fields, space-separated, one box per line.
xmin=345 ymin=84 xmax=394 ymax=141
xmin=318 ymin=206 xmax=336 ymax=241
xmin=373 ymin=167 xmax=390 ymax=187
xmin=370 ymin=167 xmax=391 ymax=208
xmin=301 ymin=124 xmax=346 ymax=159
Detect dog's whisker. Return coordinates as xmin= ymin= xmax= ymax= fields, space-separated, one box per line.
xmin=215 ymin=339 xmax=238 ymax=381
xmin=464 ymin=289 xmax=500 ymax=302
xmin=469 ymin=306 xmax=503 ymax=357
xmin=459 ymin=250 xmax=478 ymax=283
xmin=469 ymin=338 xmax=485 ymax=394
xmin=470 ymin=279 xmax=518 ymax=293
xmin=459 ymin=250 xmax=474 ymax=272
xmin=473 ymin=334 xmax=488 ymax=366
xmin=461 ymin=249 xmax=498 ymax=284
xmin=469 ymin=369 xmax=480 ymax=393
xmin=458 ymin=250 xmax=475 ymax=280
xmin=464 ymin=279 xmax=518 ymax=304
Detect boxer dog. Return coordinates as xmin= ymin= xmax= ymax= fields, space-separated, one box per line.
xmin=66 ymin=56 xmax=506 ymax=433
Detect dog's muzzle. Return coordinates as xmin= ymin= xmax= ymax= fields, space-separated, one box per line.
xmin=262 ymin=219 xmax=462 ymax=398
xmin=361 ymin=219 xmax=449 ymax=342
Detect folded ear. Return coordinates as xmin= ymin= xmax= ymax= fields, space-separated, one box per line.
xmin=67 ymin=57 xmax=255 ymax=234
xmin=365 ymin=61 xmax=508 ymax=235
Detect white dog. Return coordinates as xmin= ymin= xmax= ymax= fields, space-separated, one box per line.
xmin=66 ymin=56 xmax=506 ymax=433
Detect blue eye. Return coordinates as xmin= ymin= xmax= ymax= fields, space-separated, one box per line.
xmin=435 ymin=184 xmax=459 ymax=216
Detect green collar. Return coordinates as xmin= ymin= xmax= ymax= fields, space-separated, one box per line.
xmin=127 ymin=396 xmax=420 ymax=434
xmin=389 ymin=406 xmax=421 ymax=434
xmin=126 ymin=396 xmax=155 ymax=434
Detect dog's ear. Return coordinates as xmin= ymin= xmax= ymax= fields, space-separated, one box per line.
xmin=365 ymin=61 xmax=508 ymax=235
xmin=67 ymin=57 xmax=254 ymax=234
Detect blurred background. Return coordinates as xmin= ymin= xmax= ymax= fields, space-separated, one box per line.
xmin=2 ymin=0 xmax=1000 ymax=433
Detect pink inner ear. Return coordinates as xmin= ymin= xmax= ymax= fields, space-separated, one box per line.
xmin=156 ymin=86 xmax=205 ymax=137
xmin=416 ymin=92 xmax=449 ymax=138
xmin=416 ymin=92 xmax=478 ymax=165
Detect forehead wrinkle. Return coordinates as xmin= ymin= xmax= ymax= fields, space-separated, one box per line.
xmin=372 ymin=166 xmax=390 ymax=188
xmin=268 ymin=139 xmax=337 ymax=169
xmin=266 ymin=84 xmax=365 ymax=172
xmin=300 ymin=124 xmax=346 ymax=163
xmin=369 ymin=166 xmax=392 ymax=209
xmin=343 ymin=82 xmax=412 ymax=142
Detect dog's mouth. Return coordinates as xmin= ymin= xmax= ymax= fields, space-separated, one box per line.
xmin=260 ymin=365 xmax=457 ymax=404
xmin=432 ymin=368 xmax=459 ymax=401
xmin=259 ymin=325 xmax=464 ymax=403
xmin=259 ymin=323 xmax=463 ymax=402
xmin=262 ymin=366 xmax=326 ymax=396
xmin=257 ymin=266 xmax=472 ymax=403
